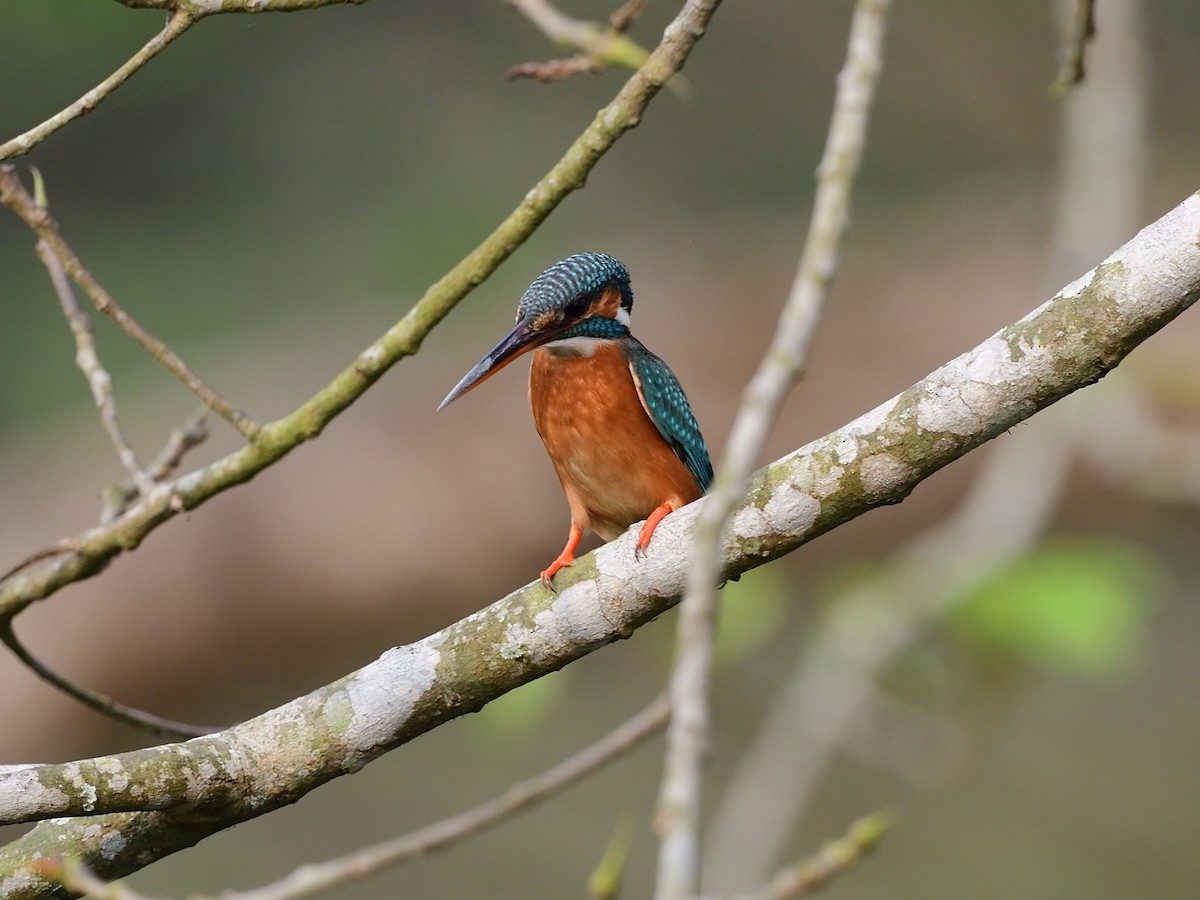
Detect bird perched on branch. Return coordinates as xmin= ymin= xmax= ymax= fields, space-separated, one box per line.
xmin=439 ymin=252 xmax=713 ymax=589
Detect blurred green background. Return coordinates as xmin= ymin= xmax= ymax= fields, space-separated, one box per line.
xmin=2 ymin=1 xmax=1199 ymax=897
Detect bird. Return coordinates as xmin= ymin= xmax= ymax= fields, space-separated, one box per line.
xmin=438 ymin=252 xmax=713 ymax=590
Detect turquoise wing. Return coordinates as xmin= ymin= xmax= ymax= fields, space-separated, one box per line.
xmin=625 ymin=339 xmax=713 ymax=493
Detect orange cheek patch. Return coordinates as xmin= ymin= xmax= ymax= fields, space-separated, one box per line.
xmin=588 ymin=286 xmax=623 ymax=320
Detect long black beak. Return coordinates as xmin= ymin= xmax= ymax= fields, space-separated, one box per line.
xmin=438 ymin=320 xmax=546 ymax=410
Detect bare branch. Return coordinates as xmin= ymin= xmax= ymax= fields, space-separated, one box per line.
xmin=609 ymin=0 xmax=651 ymax=33
xmin=35 ymin=239 xmax=155 ymax=496
xmin=507 ymin=0 xmax=606 ymax=50
xmin=31 ymin=858 xmax=154 ymax=900
xmin=0 ymin=621 xmax=221 ymax=739
xmin=1 ymin=1 xmax=377 ymax=161
xmin=588 ymin=816 xmax=638 ymax=900
xmin=0 ymin=10 xmax=195 ymax=162
xmin=116 ymin=0 xmax=369 ymax=9
xmin=223 ymin=696 xmax=668 ymax=900
xmin=506 ymin=54 xmax=600 ymax=83
xmin=102 ymin=410 xmax=210 ymax=525
xmin=1 ymin=192 xmax=1197 ymax=892
xmin=0 ymin=412 xmax=206 ymax=584
xmin=655 ymin=2 xmax=893 ymax=896
xmin=0 ymin=541 xmax=79 ymax=586
xmin=733 ymin=811 xmax=893 ymax=900
xmin=27 ymin=697 xmax=665 ymax=900
xmin=505 ymin=0 xmax=670 ymax=88
xmin=0 ymin=168 xmax=259 ymax=439
xmin=1049 ymin=0 xmax=1097 ymax=95
xmin=0 ymin=0 xmax=725 ymax=622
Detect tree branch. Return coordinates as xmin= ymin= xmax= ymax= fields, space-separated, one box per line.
xmin=0 ymin=412 xmax=206 ymax=585
xmin=1050 ymin=0 xmax=1097 ymax=95
xmin=0 ymin=0 xmax=725 ymax=622
xmin=0 ymin=1 xmax=378 ymax=162
xmin=115 ymin=0 xmax=369 ymax=10
xmin=222 ymin=695 xmax=668 ymax=900
xmin=0 ymin=168 xmax=258 ymax=439
xmin=33 ymin=696 xmax=667 ymax=900
xmin=505 ymin=0 xmax=658 ymax=84
xmin=0 ymin=620 xmax=221 ymax=739
xmin=656 ymin=1 xmax=892 ymax=895
xmin=1 ymin=191 xmax=1196 ymax=895
xmin=733 ymin=811 xmax=893 ymax=900
xmin=0 ymin=10 xmax=195 ymax=162
xmin=35 ymin=239 xmax=155 ymax=496
xmin=102 ymin=411 xmax=210 ymax=525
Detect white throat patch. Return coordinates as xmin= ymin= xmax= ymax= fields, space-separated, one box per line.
xmin=543 ymin=336 xmax=602 ymax=357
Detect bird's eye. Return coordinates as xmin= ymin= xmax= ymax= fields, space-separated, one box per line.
xmin=565 ymin=292 xmax=594 ymax=320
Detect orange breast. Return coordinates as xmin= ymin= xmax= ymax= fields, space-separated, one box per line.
xmin=530 ymin=342 xmax=703 ymax=541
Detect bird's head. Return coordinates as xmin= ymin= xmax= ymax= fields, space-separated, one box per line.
xmin=438 ymin=252 xmax=633 ymax=410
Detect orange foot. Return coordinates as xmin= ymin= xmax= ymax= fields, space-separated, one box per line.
xmin=634 ymin=503 xmax=676 ymax=561
xmin=540 ymin=524 xmax=582 ymax=591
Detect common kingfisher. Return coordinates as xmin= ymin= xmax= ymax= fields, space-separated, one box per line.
xmin=439 ymin=252 xmax=713 ymax=589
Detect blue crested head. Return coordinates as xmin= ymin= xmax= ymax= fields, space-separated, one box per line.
xmin=438 ymin=252 xmax=635 ymax=410
xmin=516 ymin=252 xmax=633 ymax=322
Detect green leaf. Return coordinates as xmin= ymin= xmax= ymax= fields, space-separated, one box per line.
xmin=953 ymin=537 xmax=1162 ymax=680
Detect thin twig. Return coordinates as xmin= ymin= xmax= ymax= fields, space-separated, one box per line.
xmin=219 ymin=695 xmax=669 ymax=900
xmin=116 ymin=0 xmax=370 ymax=9
xmin=0 ymin=166 xmax=259 ymax=439
xmin=2 ymin=1 xmax=376 ymax=161
xmin=36 ymin=239 xmax=156 ymax=496
xmin=588 ymin=816 xmax=638 ymax=900
xmin=507 ymin=0 xmax=611 ymax=51
xmin=32 ymin=787 xmax=887 ymax=900
xmin=101 ymin=410 xmax=210 ymax=524
xmin=0 ymin=540 xmax=79 ymax=585
xmin=33 ymin=857 xmax=155 ymax=900
xmin=0 ymin=411 xmax=207 ymax=584
xmin=0 ymin=409 xmax=210 ymax=735
xmin=735 ymin=811 xmax=893 ymax=900
xmin=507 ymin=55 xmax=600 ymax=82
xmin=505 ymin=0 xmax=671 ymax=88
xmin=0 ymin=411 xmax=209 ymax=735
xmin=609 ymin=0 xmax=651 ymax=32
xmin=653 ymin=3 xmax=893 ymax=898
xmin=1049 ymin=0 xmax=1097 ymax=95
xmin=0 ymin=620 xmax=222 ymax=738
xmin=0 ymin=10 xmax=195 ymax=162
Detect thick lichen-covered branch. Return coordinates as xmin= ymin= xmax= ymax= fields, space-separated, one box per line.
xmin=1 ymin=192 xmax=1196 ymax=897
xmin=0 ymin=0 xmax=724 ymax=622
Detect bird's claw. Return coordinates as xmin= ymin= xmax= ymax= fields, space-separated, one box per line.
xmin=540 ymin=557 xmax=574 ymax=592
